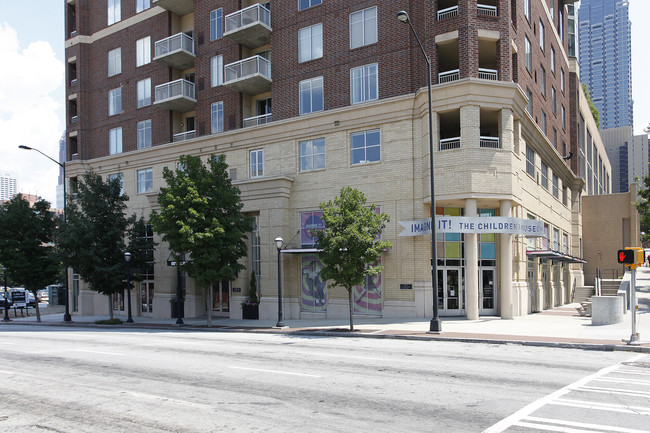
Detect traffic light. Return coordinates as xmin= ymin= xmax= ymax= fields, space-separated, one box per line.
xmin=618 ymin=249 xmax=636 ymax=264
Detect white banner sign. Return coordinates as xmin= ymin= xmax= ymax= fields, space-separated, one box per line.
xmin=399 ymin=216 xmax=545 ymax=237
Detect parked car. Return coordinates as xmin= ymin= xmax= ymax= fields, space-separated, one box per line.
xmin=37 ymin=289 xmax=49 ymax=302
xmin=0 ymin=292 xmax=12 ymax=309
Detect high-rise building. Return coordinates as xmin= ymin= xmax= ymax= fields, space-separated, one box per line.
xmin=57 ymin=134 xmax=66 ymax=210
xmin=64 ymin=0 xmax=608 ymax=321
xmin=578 ymin=0 xmax=633 ymax=130
xmin=0 ymin=171 xmax=18 ymax=202
xmin=601 ymin=126 xmax=649 ymax=193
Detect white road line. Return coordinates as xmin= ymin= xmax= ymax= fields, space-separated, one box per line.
xmin=122 ymin=390 xmax=213 ymax=409
xmin=593 ymin=377 xmax=650 ymax=385
xmin=482 ymin=354 xmax=647 ymax=433
xmin=515 ymin=417 xmax=649 ymax=433
xmin=549 ymin=398 xmax=650 ymax=415
xmin=229 ymin=366 xmax=320 ymax=378
xmin=616 ymin=370 xmax=650 ymax=376
xmin=74 ymin=349 xmax=125 ymax=356
xmin=578 ymin=385 xmax=650 ymax=398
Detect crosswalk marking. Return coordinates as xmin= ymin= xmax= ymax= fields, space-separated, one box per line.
xmin=483 ymin=354 xmax=648 ymax=433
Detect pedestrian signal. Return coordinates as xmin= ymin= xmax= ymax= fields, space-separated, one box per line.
xmin=618 ymin=249 xmax=636 ymax=264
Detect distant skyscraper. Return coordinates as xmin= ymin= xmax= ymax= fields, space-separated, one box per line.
xmin=57 ymin=133 xmax=66 ymax=210
xmin=578 ymin=0 xmax=633 ymax=130
xmin=0 ymin=171 xmax=18 ymax=201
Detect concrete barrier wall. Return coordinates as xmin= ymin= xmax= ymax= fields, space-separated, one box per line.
xmin=591 ymin=296 xmax=624 ymax=325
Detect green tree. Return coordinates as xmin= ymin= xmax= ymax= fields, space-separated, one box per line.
xmin=149 ymin=154 xmax=253 ymax=327
xmin=0 ymin=195 xmax=60 ymax=322
xmin=313 ymin=187 xmax=391 ymax=331
xmin=582 ymin=83 xmax=600 ymax=129
xmin=58 ymin=172 xmax=151 ymax=319
xmin=635 ymin=172 xmax=650 ymax=243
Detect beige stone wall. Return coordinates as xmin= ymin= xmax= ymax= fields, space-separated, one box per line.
xmin=66 ymin=79 xmax=584 ymax=319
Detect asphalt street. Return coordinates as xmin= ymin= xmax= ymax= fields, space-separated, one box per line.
xmin=0 ymin=327 xmax=645 ymax=432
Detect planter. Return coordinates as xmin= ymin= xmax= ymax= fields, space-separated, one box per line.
xmin=242 ymin=304 xmax=259 ymax=320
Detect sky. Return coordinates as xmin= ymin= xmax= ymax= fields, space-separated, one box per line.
xmin=0 ymin=1 xmax=649 ymax=208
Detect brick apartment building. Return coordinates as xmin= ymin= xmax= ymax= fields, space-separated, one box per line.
xmin=64 ymin=0 xmax=609 ymax=321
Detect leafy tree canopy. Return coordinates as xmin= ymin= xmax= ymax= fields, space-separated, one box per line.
xmin=314 ymin=187 xmax=391 ymax=330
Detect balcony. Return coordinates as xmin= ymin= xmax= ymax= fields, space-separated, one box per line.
xmin=437 ymin=6 xmax=458 ymax=20
xmin=477 ymin=4 xmax=497 ymax=16
xmin=243 ymin=113 xmax=272 ymax=128
xmin=154 ymin=79 xmax=196 ymax=112
xmin=478 ymin=68 xmax=498 ymax=80
xmin=438 ymin=69 xmax=460 ymax=84
xmin=153 ymin=33 xmax=195 ymax=70
xmin=173 ymin=130 xmax=196 ymax=142
xmin=152 ymin=0 xmax=193 ymax=16
xmin=223 ymin=55 xmax=272 ymax=95
xmin=479 ymin=136 xmax=500 ymax=148
xmin=439 ymin=137 xmax=461 ymax=151
xmin=224 ymin=4 xmax=272 ymax=49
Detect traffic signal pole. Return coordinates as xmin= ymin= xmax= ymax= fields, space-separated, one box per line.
xmin=629 ymin=267 xmax=640 ymax=345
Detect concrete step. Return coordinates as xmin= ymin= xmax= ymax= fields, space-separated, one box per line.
xmin=574 ymin=286 xmax=595 ymax=303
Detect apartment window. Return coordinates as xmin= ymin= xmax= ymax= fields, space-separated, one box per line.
xmin=551 ymin=87 xmax=557 ymax=115
xmin=250 ymin=149 xmax=264 ymax=178
xmin=137 ymin=119 xmax=152 ymax=149
xmin=541 ymin=161 xmax=549 ymax=189
xmin=211 ymin=101 xmax=224 ymax=133
xmin=108 ymin=88 xmax=122 ymax=116
xmin=299 ymin=0 xmax=321 ymax=10
xmin=299 ymin=23 xmax=323 ymax=63
xmin=211 ymin=55 xmax=223 ymax=87
xmin=109 ymin=127 xmax=122 ymax=154
xmin=560 ymin=68 xmax=565 ymax=93
xmin=350 ymin=6 xmax=377 ymax=49
xmin=550 ymin=46 xmax=556 ymax=74
xmin=539 ymin=21 xmax=545 ymax=50
xmin=350 ymin=63 xmax=378 ymax=104
xmin=108 ymin=47 xmax=121 ymax=77
xmin=137 ymin=78 xmax=151 ymax=108
xmin=561 ymin=105 xmax=566 ymax=130
xmin=541 ymin=110 xmax=547 ymax=134
xmin=136 ymin=0 xmax=150 ymax=13
xmin=351 ymin=129 xmax=380 ymax=165
xmin=552 ymin=174 xmax=559 ymax=199
xmin=299 ymin=77 xmax=324 ymax=115
xmin=137 ymin=168 xmax=153 ymax=193
xmin=540 ymin=65 xmax=546 ymax=96
xmin=563 ymin=186 xmax=569 ymax=207
xmin=525 ymin=37 xmax=532 ymax=71
xmin=210 ymin=9 xmax=223 ymax=41
xmin=136 ymin=37 xmax=151 ymax=67
xmin=559 ymin=6 xmax=564 ymax=42
xmin=526 ymin=87 xmax=533 ymax=114
xmin=108 ymin=173 xmax=124 ymax=196
xmin=553 ymin=127 xmax=557 ymax=148
xmin=524 ymin=0 xmax=530 ymax=20
xmin=108 ymin=0 xmax=121 ymax=25
xmin=300 ymin=138 xmax=325 ymax=172
xmin=526 ymin=145 xmax=535 ymax=177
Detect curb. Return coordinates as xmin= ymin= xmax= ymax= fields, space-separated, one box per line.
xmin=4 ymin=320 xmax=650 ymax=353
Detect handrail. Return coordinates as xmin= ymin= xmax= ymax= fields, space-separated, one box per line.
xmin=437 ymin=5 xmax=459 ymax=20
xmin=154 ymin=78 xmax=195 ymax=101
xmin=243 ymin=113 xmax=272 ymax=128
xmin=478 ymin=68 xmax=498 ymax=80
xmin=477 ymin=4 xmax=497 ymax=16
xmin=439 ymin=137 xmax=461 ymax=151
xmin=479 ymin=136 xmax=500 ymax=148
xmin=225 ymin=3 xmax=271 ymax=33
xmin=173 ymin=130 xmax=196 ymax=142
xmin=224 ymin=55 xmax=271 ymax=82
xmin=155 ymin=32 xmax=195 ymax=58
xmin=438 ymin=69 xmax=460 ymax=84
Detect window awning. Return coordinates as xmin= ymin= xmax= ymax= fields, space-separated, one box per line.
xmin=527 ymin=249 xmax=586 ymax=263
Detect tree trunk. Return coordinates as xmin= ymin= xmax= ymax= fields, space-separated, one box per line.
xmin=34 ymin=293 xmax=41 ymax=323
xmin=108 ymin=295 xmax=114 ymax=320
xmin=207 ymin=285 xmax=213 ymax=328
xmin=348 ymin=287 xmax=354 ymax=331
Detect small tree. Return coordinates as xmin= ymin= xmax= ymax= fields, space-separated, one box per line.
xmin=150 ymin=154 xmax=253 ymax=327
xmin=313 ymin=187 xmax=391 ymax=331
xmin=58 ymin=172 xmax=149 ymax=319
xmin=635 ymin=172 xmax=650 ymax=243
xmin=0 ymin=195 xmax=60 ymax=322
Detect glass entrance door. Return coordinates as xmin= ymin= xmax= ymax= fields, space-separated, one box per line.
xmin=437 ymin=267 xmax=464 ymax=316
xmin=479 ymin=268 xmax=497 ymax=315
xmin=140 ymin=281 xmax=154 ymax=315
xmin=212 ymin=280 xmax=230 ymax=316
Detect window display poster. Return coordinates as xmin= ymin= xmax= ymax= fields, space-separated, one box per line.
xmin=354 ymin=260 xmax=382 ymax=314
xmin=301 ymin=255 xmax=327 ymax=312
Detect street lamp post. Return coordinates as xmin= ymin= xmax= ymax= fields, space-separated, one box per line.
xmin=2 ymin=266 xmax=10 ymax=322
xmin=274 ymin=237 xmax=286 ymax=328
xmin=396 ymin=11 xmax=442 ymax=333
xmin=18 ymin=145 xmax=72 ymax=322
xmin=124 ymin=251 xmax=134 ymax=323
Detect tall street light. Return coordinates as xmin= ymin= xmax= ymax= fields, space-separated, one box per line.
xmin=396 ymin=11 xmax=441 ymax=333
xmin=124 ymin=251 xmax=134 ymax=323
xmin=274 ymin=237 xmax=286 ymax=328
xmin=18 ymin=145 xmax=72 ymax=322
xmin=2 ymin=265 xmax=10 ymax=322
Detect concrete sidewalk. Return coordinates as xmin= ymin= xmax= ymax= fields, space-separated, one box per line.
xmin=4 ymin=267 xmax=650 ymax=352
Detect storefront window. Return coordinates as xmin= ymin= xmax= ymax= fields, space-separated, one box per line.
xmin=301 ymin=255 xmax=327 ymax=312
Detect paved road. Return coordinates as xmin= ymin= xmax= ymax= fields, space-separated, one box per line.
xmin=0 ymin=327 xmax=645 ymax=432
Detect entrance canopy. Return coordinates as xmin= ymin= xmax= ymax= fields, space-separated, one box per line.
xmin=526 ymin=249 xmax=586 ymax=263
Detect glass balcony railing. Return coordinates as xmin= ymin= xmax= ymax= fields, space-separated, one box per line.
xmin=154 ymin=79 xmax=196 ymax=112
xmin=223 ymin=55 xmax=272 ymax=95
xmin=154 ymin=33 xmax=195 ymax=69
xmin=243 ymin=113 xmax=272 ymax=128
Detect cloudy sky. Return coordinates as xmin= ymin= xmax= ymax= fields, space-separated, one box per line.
xmin=0 ymin=1 xmax=649 ymax=208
